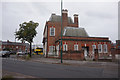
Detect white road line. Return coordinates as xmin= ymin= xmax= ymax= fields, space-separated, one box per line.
xmin=2 ymin=58 xmax=25 ymax=61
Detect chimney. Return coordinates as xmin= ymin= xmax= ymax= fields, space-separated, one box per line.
xmin=62 ymin=9 xmax=68 ymax=26
xmin=74 ymin=14 xmax=78 ymax=26
xmin=7 ymin=40 xmax=9 ymax=42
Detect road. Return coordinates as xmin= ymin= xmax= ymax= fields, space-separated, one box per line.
xmin=2 ymin=58 xmax=118 ymax=78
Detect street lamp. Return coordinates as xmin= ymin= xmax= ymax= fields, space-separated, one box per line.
xmin=60 ymin=0 xmax=63 ymax=63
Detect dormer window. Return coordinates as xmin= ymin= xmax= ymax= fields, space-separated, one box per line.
xmin=50 ymin=27 xmax=55 ymax=36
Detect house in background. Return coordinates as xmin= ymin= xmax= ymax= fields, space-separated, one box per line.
xmin=32 ymin=44 xmax=43 ymax=50
xmin=43 ymin=9 xmax=112 ymax=60
xmin=116 ymin=40 xmax=120 ymax=49
xmin=1 ymin=40 xmax=29 ymax=52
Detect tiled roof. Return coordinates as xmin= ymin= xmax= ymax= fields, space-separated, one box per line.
xmin=63 ymin=27 xmax=89 ymax=37
xmin=2 ymin=41 xmax=29 ymax=47
xmin=49 ymin=14 xmax=73 ymax=23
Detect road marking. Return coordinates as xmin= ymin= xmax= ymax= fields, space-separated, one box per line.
xmin=2 ymin=58 xmax=25 ymax=62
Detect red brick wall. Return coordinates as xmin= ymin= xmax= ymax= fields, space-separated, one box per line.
xmin=58 ymin=40 xmax=111 ymax=52
xmin=2 ymin=44 xmax=26 ymax=52
xmin=59 ymin=50 xmax=84 ymax=60
xmin=46 ymin=15 xmax=79 ymax=54
xmin=44 ymin=10 xmax=111 ymax=59
xmin=56 ymin=39 xmax=111 ymax=59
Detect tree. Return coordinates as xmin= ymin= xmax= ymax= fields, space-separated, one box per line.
xmin=15 ymin=21 xmax=39 ymax=57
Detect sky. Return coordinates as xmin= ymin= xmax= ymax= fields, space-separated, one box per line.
xmin=0 ymin=0 xmax=119 ymax=45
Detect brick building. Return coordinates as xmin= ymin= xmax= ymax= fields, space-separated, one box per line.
xmin=43 ymin=9 xmax=112 ymax=60
xmin=116 ymin=40 xmax=120 ymax=49
xmin=0 ymin=40 xmax=29 ymax=52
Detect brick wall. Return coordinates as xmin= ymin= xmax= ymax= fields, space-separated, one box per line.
xmin=57 ymin=40 xmax=111 ymax=53
xmin=59 ymin=50 xmax=84 ymax=60
xmin=46 ymin=10 xmax=79 ymax=56
xmin=43 ymin=9 xmax=112 ymax=59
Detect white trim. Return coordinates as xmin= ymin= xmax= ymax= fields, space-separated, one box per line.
xmin=63 ymin=43 xmax=68 ymax=51
xmin=16 ymin=46 xmax=18 ymax=48
xmin=85 ymin=44 xmax=86 ymax=47
xmin=103 ymin=44 xmax=108 ymax=53
xmin=56 ymin=45 xmax=59 ymax=56
xmin=49 ymin=46 xmax=55 ymax=53
xmin=98 ymin=44 xmax=102 ymax=53
xmin=62 ymin=11 xmax=67 ymax=13
xmin=74 ymin=44 xmax=78 ymax=51
xmin=92 ymin=45 xmax=96 ymax=53
xmin=63 ymin=29 xmax=66 ymax=36
xmin=50 ymin=27 xmax=55 ymax=36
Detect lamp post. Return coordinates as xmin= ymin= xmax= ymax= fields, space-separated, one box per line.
xmin=60 ymin=0 xmax=63 ymax=63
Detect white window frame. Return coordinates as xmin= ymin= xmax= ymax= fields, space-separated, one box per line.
xmin=63 ymin=43 xmax=68 ymax=51
xmin=92 ymin=45 xmax=96 ymax=53
xmin=56 ymin=45 xmax=59 ymax=51
xmin=49 ymin=46 xmax=55 ymax=53
xmin=16 ymin=46 xmax=18 ymax=48
xmin=63 ymin=29 xmax=66 ymax=36
xmin=103 ymin=44 xmax=108 ymax=53
xmin=74 ymin=44 xmax=78 ymax=51
xmin=98 ymin=44 xmax=102 ymax=53
xmin=50 ymin=27 xmax=55 ymax=36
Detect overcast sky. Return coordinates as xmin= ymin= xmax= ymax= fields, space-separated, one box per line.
xmin=0 ymin=0 xmax=119 ymax=44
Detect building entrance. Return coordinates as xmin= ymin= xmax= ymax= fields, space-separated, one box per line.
xmin=82 ymin=46 xmax=89 ymax=57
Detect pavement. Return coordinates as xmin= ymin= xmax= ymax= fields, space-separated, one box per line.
xmin=8 ymin=55 xmax=119 ymax=68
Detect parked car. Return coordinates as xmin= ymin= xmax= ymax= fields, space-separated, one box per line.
xmin=0 ymin=51 xmax=10 ymax=57
xmin=10 ymin=51 xmax=17 ymax=55
xmin=16 ymin=51 xmax=27 ymax=55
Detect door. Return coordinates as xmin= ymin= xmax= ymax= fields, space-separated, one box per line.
xmin=84 ymin=48 xmax=88 ymax=57
xmin=82 ymin=46 xmax=89 ymax=57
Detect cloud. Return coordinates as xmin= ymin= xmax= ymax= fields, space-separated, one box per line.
xmin=1 ymin=2 xmax=118 ymax=44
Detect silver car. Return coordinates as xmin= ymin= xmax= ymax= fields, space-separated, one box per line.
xmin=16 ymin=51 xmax=26 ymax=55
xmin=0 ymin=51 xmax=10 ymax=57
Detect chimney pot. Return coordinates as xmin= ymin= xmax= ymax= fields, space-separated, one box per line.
xmin=52 ymin=13 xmax=56 ymax=15
xmin=74 ymin=14 xmax=78 ymax=17
xmin=62 ymin=9 xmax=68 ymax=13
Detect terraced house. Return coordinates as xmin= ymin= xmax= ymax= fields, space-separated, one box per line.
xmin=43 ymin=9 xmax=112 ymax=60
xmin=1 ymin=40 xmax=29 ymax=52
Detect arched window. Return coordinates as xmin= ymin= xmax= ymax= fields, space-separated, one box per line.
xmin=103 ymin=44 xmax=108 ymax=53
xmin=92 ymin=45 xmax=96 ymax=53
xmin=74 ymin=44 xmax=78 ymax=51
xmin=98 ymin=44 xmax=102 ymax=53
xmin=63 ymin=42 xmax=68 ymax=51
